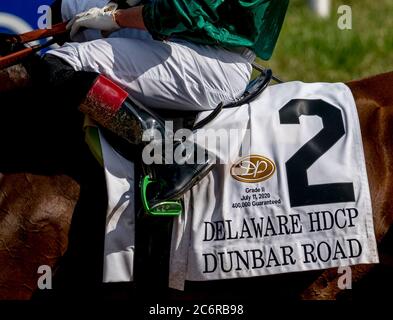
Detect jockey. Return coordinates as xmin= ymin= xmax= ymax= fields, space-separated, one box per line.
xmin=0 ymin=0 xmax=289 ymax=211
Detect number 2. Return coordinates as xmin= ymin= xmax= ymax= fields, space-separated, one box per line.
xmin=279 ymin=99 xmax=355 ymax=207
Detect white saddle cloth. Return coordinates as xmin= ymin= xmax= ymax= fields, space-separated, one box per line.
xmin=100 ymin=81 xmax=379 ymax=289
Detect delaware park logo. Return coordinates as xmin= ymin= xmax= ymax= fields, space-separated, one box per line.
xmin=230 ymin=155 xmax=276 ymax=183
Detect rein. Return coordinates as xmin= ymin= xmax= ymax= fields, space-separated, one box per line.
xmin=0 ymin=22 xmax=68 ymax=70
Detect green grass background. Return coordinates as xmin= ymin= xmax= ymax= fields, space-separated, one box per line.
xmin=262 ymin=0 xmax=393 ymax=83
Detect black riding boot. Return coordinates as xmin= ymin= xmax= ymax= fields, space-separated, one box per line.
xmin=79 ymin=74 xmax=215 ymax=214
xmin=146 ymin=142 xmax=215 ymax=210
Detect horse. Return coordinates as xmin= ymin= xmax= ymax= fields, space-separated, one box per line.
xmin=0 ymin=66 xmax=393 ymax=301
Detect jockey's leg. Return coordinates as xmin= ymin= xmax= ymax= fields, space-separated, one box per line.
xmin=78 ymin=73 xmax=216 ymax=208
xmin=37 ymin=55 xmax=216 ymax=205
xmin=42 ymin=35 xmax=252 ymax=205
xmin=2 ymin=50 xmax=217 ymax=205
xmin=0 ymin=52 xmax=216 ymax=206
xmin=46 ymin=37 xmax=253 ymax=111
xmin=1 ymin=32 xmax=252 ymax=204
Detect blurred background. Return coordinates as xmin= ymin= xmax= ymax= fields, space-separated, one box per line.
xmin=1 ymin=0 xmax=392 ymax=83
xmin=265 ymin=0 xmax=393 ymax=82
xmin=0 ymin=0 xmax=52 ymax=34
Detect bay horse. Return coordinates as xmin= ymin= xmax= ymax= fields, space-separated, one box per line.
xmin=0 ymin=70 xmax=392 ymax=301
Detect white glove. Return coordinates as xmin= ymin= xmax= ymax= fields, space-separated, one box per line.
xmin=67 ymin=3 xmax=120 ymax=40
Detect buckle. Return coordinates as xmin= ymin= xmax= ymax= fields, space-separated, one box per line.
xmin=140 ymin=175 xmax=183 ymax=216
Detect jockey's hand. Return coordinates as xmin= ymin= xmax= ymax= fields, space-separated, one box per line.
xmin=67 ymin=3 xmax=120 ymax=39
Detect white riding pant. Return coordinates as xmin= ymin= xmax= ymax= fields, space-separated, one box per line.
xmin=47 ymin=0 xmax=254 ymax=111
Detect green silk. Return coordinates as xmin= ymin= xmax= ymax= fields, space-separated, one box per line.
xmin=142 ymin=0 xmax=289 ymax=60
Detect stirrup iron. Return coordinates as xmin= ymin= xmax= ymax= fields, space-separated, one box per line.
xmin=141 ymin=175 xmax=183 ymax=216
